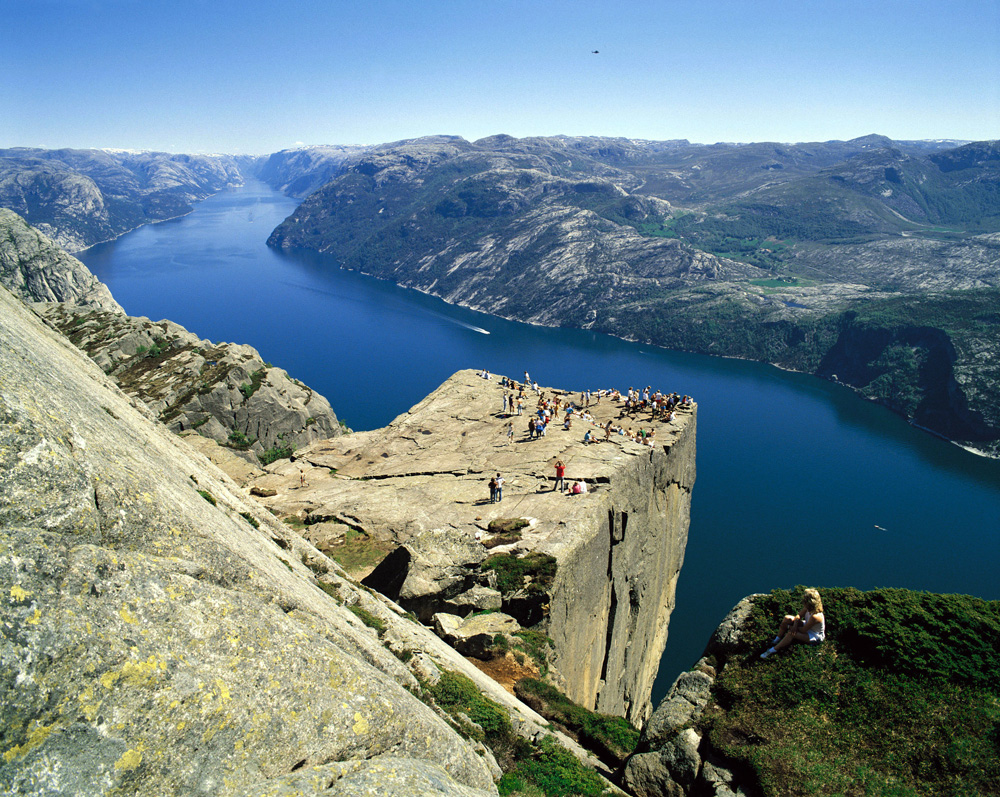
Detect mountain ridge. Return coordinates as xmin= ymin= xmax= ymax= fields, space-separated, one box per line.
xmin=265 ymin=134 xmax=1000 ymax=457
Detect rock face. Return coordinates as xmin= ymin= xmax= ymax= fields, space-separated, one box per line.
xmin=35 ymin=303 xmax=345 ymax=466
xmin=255 ymin=145 xmax=369 ymax=198
xmin=0 ymin=148 xmax=245 ymax=251
xmin=0 ymin=284 xmax=503 ymax=796
xmin=622 ymin=596 xmax=762 ymax=797
xmin=0 ymin=208 xmax=122 ymax=312
xmin=250 ymin=370 xmax=695 ymax=726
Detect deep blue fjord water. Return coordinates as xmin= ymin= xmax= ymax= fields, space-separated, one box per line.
xmin=80 ymin=182 xmax=1000 ymax=706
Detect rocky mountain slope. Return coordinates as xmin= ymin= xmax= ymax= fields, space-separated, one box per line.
xmin=36 ymin=303 xmax=345 ymax=465
xmin=0 ymin=207 xmax=122 ymax=312
xmin=0 ymin=148 xmax=245 ymax=251
xmin=267 ymin=134 xmax=1000 ymax=457
xmin=255 ymin=145 xmax=369 ymax=198
xmin=0 ymin=209 xmax=344 ymax=466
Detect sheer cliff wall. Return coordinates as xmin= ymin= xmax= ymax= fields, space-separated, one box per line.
xmin=548 ymin=420 xmax=694 ymax=725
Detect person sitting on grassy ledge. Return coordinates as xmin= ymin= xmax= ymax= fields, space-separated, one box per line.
xmin=761 ymin=587 xmax=825 ymax=659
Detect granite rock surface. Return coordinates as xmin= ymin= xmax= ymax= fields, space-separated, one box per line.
xmin=0 ymin=284 xmax=500 ymax=796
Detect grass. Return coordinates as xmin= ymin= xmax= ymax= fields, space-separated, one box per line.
xmin=699 ymin=587 xmax=1000 ymax=797
xmin=348 ymin=605 xmax=386 ymax=635
xmin=514 ymin=679 xmax=640 ymax=766
xmin=324 ymin=528 xmax=391 ymax=574
xmin=196 ymin=489 xmax=216 ymax=506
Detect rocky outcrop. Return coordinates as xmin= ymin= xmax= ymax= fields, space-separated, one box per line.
xmin=249 ymin=370 xmax=695 ymax=727
xmin=0 ymin=148 xmax=245 ymax=251
xmin=0 ymin=208 xmax=122 ymax=312
xmin=35 ymin=303 xmax=345 ymax=466
xmin=0 ymin=283 xmax=508 ymax=796
xmin=622 ymin=596 xmax=762 ymax=797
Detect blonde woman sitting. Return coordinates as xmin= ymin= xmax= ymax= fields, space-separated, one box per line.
xmin=761 ymin=588 xmax=825 ymax=659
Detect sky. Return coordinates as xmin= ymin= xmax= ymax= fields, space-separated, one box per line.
xmin=3 ymin=0 xmax=998 ymax=154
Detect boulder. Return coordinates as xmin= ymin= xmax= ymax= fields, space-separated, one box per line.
xmin=450 ymin=613 xmax=521 ymax=659
xmin=444 ymin=585 xmax=504 ymax=616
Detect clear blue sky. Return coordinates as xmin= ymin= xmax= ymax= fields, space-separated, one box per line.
xmin=4 ymin=0 xmax=998 ymax=153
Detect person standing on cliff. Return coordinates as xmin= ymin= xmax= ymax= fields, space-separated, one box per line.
xmin=554 ymin=460 xmax=566 ymax=492
xmin=495 ymin=473 xmax=504 ymax=502
xmin=489 ymin=475 xmax=498 ymax=504
xmin=506 ymin=422 xmax=514 ymax=445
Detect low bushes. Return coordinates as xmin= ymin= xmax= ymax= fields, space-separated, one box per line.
xmin=701 ymin=587 xmax=1000 ymax=796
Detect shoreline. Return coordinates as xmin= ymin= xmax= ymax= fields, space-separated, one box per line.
xmin=275 ymin=245 xmax=1000 ymax=462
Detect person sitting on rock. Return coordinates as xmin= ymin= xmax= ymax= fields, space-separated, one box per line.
xmin=761 ymin=588 xmax=826 ymax=659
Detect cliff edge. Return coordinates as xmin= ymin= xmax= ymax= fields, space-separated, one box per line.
xmin=250 ymin=370 xmax=696 ymax=727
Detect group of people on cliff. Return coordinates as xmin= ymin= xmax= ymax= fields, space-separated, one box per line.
xmin=482 ymin=371 xmax=695 ymax=504
xmin=494 ymin=375 xmax=689 ymax=450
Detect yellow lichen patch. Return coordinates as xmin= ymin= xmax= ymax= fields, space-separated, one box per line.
xmin=114 ymin=745 xmax=144 ymax=772
xmin=76 ymin=686 xmax=102 ymax=721
xmin=352 ymin=712 xmax=369 ymax=736
xmin=215 ymin=678 xmax=231 ymax=703
xmin=27 ymin=607 xmax=42 ymax=625
xmin=3 ymin=720 xmax=55 ymax=763
xmin=86 ymin=621 xmax=92 ymax=634
xmin=120 ymin=655 xmax=167 ymax=688
xmin=119 ymin=606 xmax=138 ymax=625
xmin=100 ymin=670 xmax=121 ymax=690
xmin=9 ymin=584 xmax=30 ymax=602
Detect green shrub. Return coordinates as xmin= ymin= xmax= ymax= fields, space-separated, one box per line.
xmin=197 ymin=489 xmax=216 ymax=506
xmin=259 ymin=444 xmax=294 ymax=465
xmin=239 ymin=511 xmax=259 ymax=529
xmin=227 ymin=429 xmax=256 ymax=450
xmin=484 ymin=552 xmax=557 ymax=595
xmin=239 ymin=368 xmax=267 ymax=400
xmin=499 ymin=736 xmax=607 ymax=797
